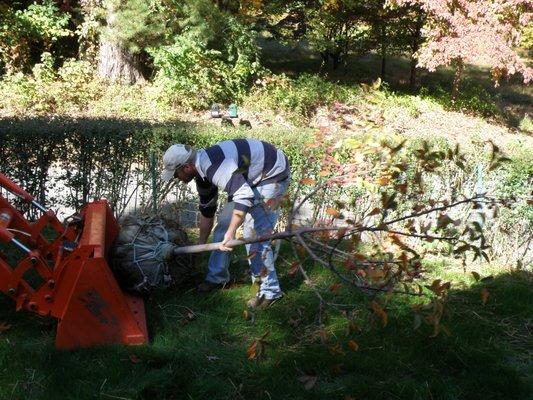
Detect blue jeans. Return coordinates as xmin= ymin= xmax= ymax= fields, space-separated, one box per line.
xmin=205 ymin=179 xmax=289 ymax=299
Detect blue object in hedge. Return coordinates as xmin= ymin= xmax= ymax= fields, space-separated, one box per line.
xmin=211 ymin=103 xmax=221 ymax=118
xmin=228 ymin=103 xmax=238 ymax=118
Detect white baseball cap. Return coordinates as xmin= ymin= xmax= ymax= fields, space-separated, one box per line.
xmin=161 ymin=144 xmax=194 ymax=182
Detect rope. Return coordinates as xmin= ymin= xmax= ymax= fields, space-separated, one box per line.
xmin=111 ymin=215 xmax=191 ymax=295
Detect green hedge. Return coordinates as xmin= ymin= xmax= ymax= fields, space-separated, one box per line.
xmin=0 ymin=117 xmax=317 ymax=214
xmin=1 ymin=117 xmax=530 ymax=263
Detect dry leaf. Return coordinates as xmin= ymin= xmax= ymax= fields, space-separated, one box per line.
xmin=326 ymin=208 xmax=341 ymax=218
xmin=288 ymin=261 xmax=299 ymax=276
xmin=368 ymin=207 xmax=381 ymax=216
xmin=336 ymin=227 xmax=348 ymax=239
xmin=396 ymin=183 xmax=408 ymax=194
xmin=371 ymin=301 xmax=388 ymax=327
xmin=260 ymin=266 xmax=268 ymax=278
xmin=344 ymin=259 xmax=356 ymax=270
xmin=377 ymin=176 xmax=390 ymax=186
xmin=348 ymin=340 xmax=359 ymax=352
xmin=0 ymin=322 xmax=11 ymax=334
xmin=329 ymin=282 xmax=342 ymax=293
xmin=300 ymin=178 xmax=316 ymax=185
xmin=247 ymin=340 xmax=258 ymax=360
xmin=353 ymin=253 xmax=366 ymax=262
xmin=481 ymin=288 xmax=489 ymax=305
xmin=329 ymin=342 xmax=345 ymax=355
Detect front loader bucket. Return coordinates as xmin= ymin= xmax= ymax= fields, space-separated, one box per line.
xmin=52 ymin=201 xmax=148 ymax=349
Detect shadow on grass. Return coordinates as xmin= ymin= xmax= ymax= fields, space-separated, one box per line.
xmin=0 ymin=254 xmax=531 ymax=400
xmin=260 ymin=40 xmax=532 ymax=127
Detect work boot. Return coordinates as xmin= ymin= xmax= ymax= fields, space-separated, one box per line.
xmin=197 ymin=281 xmax=226 ymax=293
xmin=246 ymin=294 xmax=282 ymax=309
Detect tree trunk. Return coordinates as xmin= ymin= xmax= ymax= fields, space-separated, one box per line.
xmin=319 ymin=51 xmax=329 ymax=73
xmin=332 ymin=52 xmax=341 ymax=70
xmin=98 ymin=42 xmax=144 ymax=84
xmin=380 ymin=24 xmax=386 ymax=80
xmin=409 ymin=13 xmax=423 ymax=90
xmin=409 ymin=58 xmax=417 ymax=90
xmin=451 ymin=59 xmax=463 ymax=103
xmin=97 ymin=3 xmax=144 ymax=84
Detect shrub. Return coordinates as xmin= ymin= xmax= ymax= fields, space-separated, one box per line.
xmin=0 ymin=0 xmax=71 ymax=74
xmin=518 ymin=114 xmax=533 ymax=133
xmin=420 ymin=81 xmax=500 ymax=118
xmin=246 ymin=73 xmax=355 ymax=122
xmin=150 ymin=17 xmax=262 ymax=109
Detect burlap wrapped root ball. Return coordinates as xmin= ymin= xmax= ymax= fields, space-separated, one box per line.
xmin=110 ymin=214 xmax=193 ymax=296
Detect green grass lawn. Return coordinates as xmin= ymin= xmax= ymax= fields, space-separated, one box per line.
xmin=0 ymin=247 xmax=531 ymax=400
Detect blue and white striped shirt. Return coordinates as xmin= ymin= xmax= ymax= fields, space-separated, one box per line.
xmin=194 ymin=139 xmax=290 ymax=217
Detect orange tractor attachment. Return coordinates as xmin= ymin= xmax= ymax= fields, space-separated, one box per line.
xmin=0 ymin=173 xmax=148 ymax=349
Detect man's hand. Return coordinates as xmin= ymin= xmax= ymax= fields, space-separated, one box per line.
xmin=219 ymin=208 xmax=246 ymax=252
xmin=219 ymin=230 xmax=235 ymax=252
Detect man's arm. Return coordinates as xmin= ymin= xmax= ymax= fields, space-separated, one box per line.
xmin=208 ymin=160 xmax=254 ymax=251
xmin=219 ymin=209 xmax=246 ymax=251
xmin=195 ymin=176 xmax=218 ymax=244
xmin=198 ymin=214 xmax=214 ymax=245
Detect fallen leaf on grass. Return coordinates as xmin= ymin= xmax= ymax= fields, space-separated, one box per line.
xmin=300 ymin=178 xmax=316 ymax=185
xmin=326 ymin=208 xmax=342 ymax=218
xmin=481 ymin=288 xmax=489 ymax=305
xmin=329 ymin=342 xmax=345 ymax=355
xmin=376 ymin=176 xmax=390 ymax=186
xmin=0 ymin=322 xmax=11 ymax=334
xmin=247 ymin=341 xmax=258 ymax=360
xmin=329 ymin=282 xmax=342 ymax=293
xmin=344 ymin=259 xmax=356 ymax=270
xmin=247 ymin=331 xmax=270 ymax=360
xmin=348 ymin=340 xmax=359 ymax=352
xmin=336 ymin=227 xmax=348 ymax=239
xmin=298 ymin=375 xmax=317 ymax=390
xmin=288 ymin=261 xmax=300 ymax=276
xmin=371 ymin=301 xmax=388 ymax=328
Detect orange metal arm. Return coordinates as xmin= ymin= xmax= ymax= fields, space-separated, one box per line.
xmin=0 ymin=172 xmax=33 ymax=202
